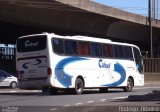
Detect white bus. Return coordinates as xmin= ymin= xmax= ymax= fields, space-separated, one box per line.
xmin=16 ymin=33 xmax=144 ymax=95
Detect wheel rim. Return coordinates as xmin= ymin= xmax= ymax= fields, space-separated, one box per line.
xmin=127 ymin=81 xmax=132 ymax=91
xmin=76 ymin=82 xmax=82 ymax=92
xmin=75 ymin=78 xmax=83 ymax=94
xmin=11 ymin=82 xmax=17 ymax=88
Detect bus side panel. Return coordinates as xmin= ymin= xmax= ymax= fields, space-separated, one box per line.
xmin=50 ymin=56 xmax=114 ymax=88
xmin=51 ymin=56 xmax=134 ymax=88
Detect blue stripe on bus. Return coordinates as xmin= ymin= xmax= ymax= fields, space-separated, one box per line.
xmin=103 ymin=62 xmax=126 ymax=87
xmin=55 ymin=57 xmax=88 ymax=88
xmin=55 ymin=57 xmax=126 ymax=88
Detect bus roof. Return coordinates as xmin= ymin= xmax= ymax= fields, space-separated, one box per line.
xmin=18 ymin=32 xmax=139 ymax=49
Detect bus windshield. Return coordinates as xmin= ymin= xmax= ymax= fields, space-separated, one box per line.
xmin=17 ymin=35 xmax=46 ymax=52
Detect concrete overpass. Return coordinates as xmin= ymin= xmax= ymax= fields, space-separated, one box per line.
xmin=0 ymin=0 xmax=160 ymax=56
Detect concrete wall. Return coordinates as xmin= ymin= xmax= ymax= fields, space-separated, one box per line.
xmin=56 ymin=0 xmax=160 ymax=27
xmin=145 ymin=73 xmax=160 ymax=84
xmin=0 ymin=0 xmax=160 ymax=46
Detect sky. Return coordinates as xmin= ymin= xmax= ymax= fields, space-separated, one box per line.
xmin=94 ymin=0 xmax=158 ymax=18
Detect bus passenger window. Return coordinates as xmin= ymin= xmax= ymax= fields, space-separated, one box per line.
xmin=78 ymin=41 xmax=90 ymax=56
xmin=103 ymin=44 xmax=114 ymax=58
xmin=90 ymin=43 xmax=102 ymax=57
xmin=114 ymin=45 xmax=123 ymax=58
xmin=65 ymin=40 xmax=77 ymax=55
xmin=52 ymin=38 xmax=64 ymax=54
xmin=123 ymin=46 xmax=133 ymax=60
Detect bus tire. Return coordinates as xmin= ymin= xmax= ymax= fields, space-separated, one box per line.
xmin=123 ymin=78 xmax=134 ymax=92
xmin=75 ymin=78 xmax=84 ymax=95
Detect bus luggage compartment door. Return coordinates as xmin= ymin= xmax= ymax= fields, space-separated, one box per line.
xmin=17 ymin=57 xmax=48 ymax=79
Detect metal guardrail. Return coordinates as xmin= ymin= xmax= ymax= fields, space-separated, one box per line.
xmin=144 ymin=58 xmax=160 ymax=73
xmin=0 ymin=47 xmax=16 ymax=75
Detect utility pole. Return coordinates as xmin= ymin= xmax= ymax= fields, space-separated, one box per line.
xmin=149 ymin=0 xmax=153 ymax=58
xmin=152 ymin=0 xmax=155 ymax=18
xmin=156 ymin=0 xmax=159 ymax=19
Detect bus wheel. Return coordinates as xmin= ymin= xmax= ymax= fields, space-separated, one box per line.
xmin=75 ymin=78 xmax=84 ymax=95
xmin=123 ymin=78 xmax=133 ymax=92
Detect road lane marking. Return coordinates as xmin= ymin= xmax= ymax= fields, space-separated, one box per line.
xmin=0 ymin=91 xmax=17 ymax=93
xmin=0 ymin=90 xmax=40 ymax=93
xmin=112 ymin=96 xmax=128 ymax=100
xmin=0 ymin=91 xmax=10 ymax=93
xmin=9 ymin=91 xmax=17 ymax=93
xmin=87 ymin=101 xmax=94 ymax=103
xmin=50 ymin=108 xmax=57 ymax=111
xmin=75 ymin=103 xmax=82 ymax=106
xmin=63 ymin=105 xmax=70 ymax=107
xmin=100 ymin=99 xmax=106 ymax=102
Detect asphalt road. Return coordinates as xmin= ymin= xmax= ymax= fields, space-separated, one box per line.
xmin=0 ymin=84 xmax=160 ymax=112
